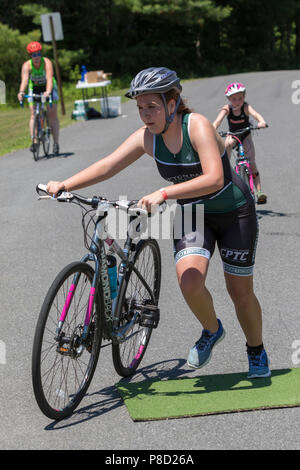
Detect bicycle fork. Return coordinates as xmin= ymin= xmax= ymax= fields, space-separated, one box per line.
xmin=235 ymin=143 xmax=255 ymax=193
xmin=54 ymin=262 xmax=99 ymax=356
xmin=236 ymin=161 xmax=254 ymax=193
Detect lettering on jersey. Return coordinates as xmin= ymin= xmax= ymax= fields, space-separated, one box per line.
xmin=220 ymin=247 xmax=249 ymax=263
xmin=30 ymin=73 xmax=46 ymax=85
xmin=165 ymin=173 xmax=201 ymax=184
xmin=229 ymin=118 xmax=246 ymax=124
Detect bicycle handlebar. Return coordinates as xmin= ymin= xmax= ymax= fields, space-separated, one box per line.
xmin=36 ymin=184 xmax=166 ymax=216
xmin=19 ymin=93 xmax=52 ymax=108
xmin=218 ymin=124 xmax=268 ymax=138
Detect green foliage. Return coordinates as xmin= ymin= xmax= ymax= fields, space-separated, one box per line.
xmin=0 ymin=23 xmax=41 ymax=102
xmin=19 ymin=3 xmax=51 ymax=25
xmin=0 ymin=20 xmax=85 ymax=104
xmin=52 ymin=49 xmax=86 ymax=82
xmin=1 ymin=0 xmax=300 ymax=106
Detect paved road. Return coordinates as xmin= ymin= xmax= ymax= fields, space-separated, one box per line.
xmin=0 ymin=71 xmax=299 ymax=450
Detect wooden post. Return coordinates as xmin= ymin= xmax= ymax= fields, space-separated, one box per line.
xmin=49 ymin=15 xmax=65 ymax=115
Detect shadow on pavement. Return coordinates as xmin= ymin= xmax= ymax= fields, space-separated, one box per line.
xmin=35 ymin=151 xmax=75 ymax=161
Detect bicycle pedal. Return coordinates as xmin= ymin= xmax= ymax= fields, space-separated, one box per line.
xmin=139 ymin=305 xmax=160 ymax=329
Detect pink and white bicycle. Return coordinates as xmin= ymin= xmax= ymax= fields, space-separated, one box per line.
xmin=219 ymin=125 xmax=268 ymax=201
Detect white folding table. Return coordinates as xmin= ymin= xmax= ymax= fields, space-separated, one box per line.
xmin=76 ymin=80 xmax=112 ymax=117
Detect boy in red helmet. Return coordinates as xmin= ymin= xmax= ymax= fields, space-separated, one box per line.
xmin=18 ymin=41 xmax=60 ymax=155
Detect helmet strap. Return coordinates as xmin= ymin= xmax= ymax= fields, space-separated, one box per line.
xmin=160 ymin=94 xmax=181 ymax=134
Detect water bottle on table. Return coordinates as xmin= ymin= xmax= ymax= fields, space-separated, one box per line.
xmin=81 ymin=65 xmax=87 ymax=82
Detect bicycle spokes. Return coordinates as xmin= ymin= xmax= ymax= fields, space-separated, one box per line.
xmin=112 ymin=239 xmax=161 ymax=377
xmin=32 ymin=263 xmax=103 ymax=419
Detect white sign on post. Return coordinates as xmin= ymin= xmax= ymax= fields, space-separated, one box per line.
xmin=41 ymin=12 xmax=64 ymax=42
xmin=0 ymin=80 xmax=5 ymax=104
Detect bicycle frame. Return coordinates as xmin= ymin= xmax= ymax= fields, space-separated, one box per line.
xmin=218 ymin=125 xmax=266 ymax=196
xmin=55 ymin=201 xmax=157 ymax=346
xmin=20 ymin=93 xmax=52 ymax=159
xmin=231 ymin=135 xmax=255 ymax=194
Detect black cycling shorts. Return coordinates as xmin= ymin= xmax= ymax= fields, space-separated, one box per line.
xmin=173 ymin=201 xmax=258 ymax=276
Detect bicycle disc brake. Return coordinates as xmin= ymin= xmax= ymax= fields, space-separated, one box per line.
xmin=57 ymin=325 xmax=85 ymax=358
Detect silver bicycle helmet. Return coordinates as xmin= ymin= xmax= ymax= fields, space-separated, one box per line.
xmin=125 ymin=67 xmax=182 ymax=133
xmin=125 ymin=67 xmax=182 ymax=98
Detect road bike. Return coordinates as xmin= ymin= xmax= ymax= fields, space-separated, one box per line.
xmin=32 ymin=184 xmax=164 ymax=420
xmin=20 ymin=93 xmax=52 ymax=161
xmin=219 ymin=125 xmax=268 ymax=201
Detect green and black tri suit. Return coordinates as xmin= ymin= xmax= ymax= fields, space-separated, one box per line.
xmin=153 ymin=113 xmax=258 ymax=276
xmin=28 ymin=57 xmax=58 ymax=102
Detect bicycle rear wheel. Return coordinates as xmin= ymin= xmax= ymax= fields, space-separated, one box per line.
xmin=112 ymin=239 xmax=161 ymax=377
xmin=32 ymin=115 xmax=42 ymax=161
xmin=42 ymin=110 xmax=51 ymax=156
xmin=32 ymin=262 xmax=103 ymax=420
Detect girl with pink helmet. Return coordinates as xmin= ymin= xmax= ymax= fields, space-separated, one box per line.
xmin=213 ymin=82 xmax=268 ymax=204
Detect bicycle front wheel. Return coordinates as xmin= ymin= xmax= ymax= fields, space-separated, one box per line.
xmin=238 ymin=165 xmax=251 ymax=191
xmin=42 ymin=110 xmax=51 ymax=156
xmin=32 ymin=262 xmax=104 ymax=420
xmin=112 ymin=238 xmax=161 ymax=377
xmin=32 ymin=115 xmax=42 ymax=161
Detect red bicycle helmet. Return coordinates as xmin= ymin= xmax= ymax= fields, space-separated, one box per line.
xmin=26 ymin=41 xmax=42 ymax=54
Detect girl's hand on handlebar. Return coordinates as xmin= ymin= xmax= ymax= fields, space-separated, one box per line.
xmin=137 ymin=190 xmax=166 ymax=214
xmin=46 ymin=181 xmax=65 ymax=198
xmin=257 ymin=121 xmax=267 ymax=128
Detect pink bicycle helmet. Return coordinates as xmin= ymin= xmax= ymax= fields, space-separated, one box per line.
xmin=225 ymin=82 xmax=246 ymax=97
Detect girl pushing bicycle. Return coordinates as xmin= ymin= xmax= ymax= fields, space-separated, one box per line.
xmin=18 ymin=41 xmax=60 ymax=155
xmin=213 ymin=82 xmax=268 ymax=204
xmin=47 ymin=68 xmax=271 ymax=379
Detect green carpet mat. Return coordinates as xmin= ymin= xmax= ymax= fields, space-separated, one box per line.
xmin=116 ymin=368 xmax=300 ymax=421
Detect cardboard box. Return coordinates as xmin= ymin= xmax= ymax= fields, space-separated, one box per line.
xmin=86 ymin=70 xmax=110 ymax=83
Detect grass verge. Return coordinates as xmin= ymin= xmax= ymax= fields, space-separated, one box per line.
xmin=0 ymin=86 xmax=129 ymax=157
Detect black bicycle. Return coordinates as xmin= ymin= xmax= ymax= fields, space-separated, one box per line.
xmin=32 ymin=184 xmax=164 ymax=420
xmin=20 ymin=93 xmax=52 ymax=161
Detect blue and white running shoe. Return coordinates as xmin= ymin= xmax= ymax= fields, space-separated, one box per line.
xmin=247 ymin=348 xmax=271 ymax=378
xmin=187 ymin=319 xmax=225 ymax=369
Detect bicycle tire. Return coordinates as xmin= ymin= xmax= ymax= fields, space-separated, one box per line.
xmin=32 ymin=114 xmax=41 ymax=161
xmin=42 ymin=110 xmax=51 ymax=156
xmin=112 ymin=238 xmax=161 ymax=377
xmin=238 ymin=164 xmax=251 ymax=191
xmin=32 ymin=261 xmax=104 ymax=420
